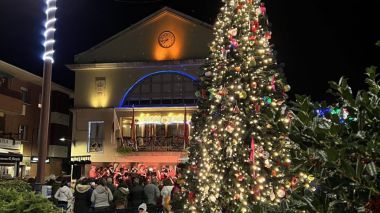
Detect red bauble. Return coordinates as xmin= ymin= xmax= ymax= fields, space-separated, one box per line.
xmin=265 ymin=32 xmax=272 ymax=40
xmin=291 ymin=176 xmax=298 ymax=187
xmin=236 ymin=3 xmax=244 ymax=10
xmin=249 ymin=35 xmax=256 ymax=41
xmin=218 ymin=87 xmax=228 ymax=96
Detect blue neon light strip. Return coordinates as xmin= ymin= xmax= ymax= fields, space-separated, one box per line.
xmin=118 ymin=70 xmax=198 ymax=107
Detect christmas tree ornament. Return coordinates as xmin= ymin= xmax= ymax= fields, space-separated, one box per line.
xmin=270 ymin=190 xmax=276 ymax=201
xmin=226 ymin=124 xmax=235 ymax=133
xmin=226 ymin=146 xmax=233 ymax=157
xmin=228 ymin=28 xmax=238 ymax=37
xmin=276 ymin=188 xmax=285 ymax=198
xmin=249 ymin=136 xmax=255 ymax=162
xmin=236 ymin=3 xmax=244 ymax=11
xmin=250 ymin=81 xmax=258 ymax=89
xmin=205 ymin=71 xmax=212 ymax=77
xmin=283 ymin=84 xmax=291 ymax=92
xmin=234 ymin=66 xmax=241 ymax=72
xmin=233 ymin=105 xmax=240 ymax=113
xmin=218 ymin=87 xmax=228 ymax=96
xmin=255 ymin=103 xmax=261 ymax=112
xmin=230 ymin=37 xmax=239 ymax=48
xmin=239 ymin=91 xmax=247 ymax=99
xmin=260 ymin=3 xmax=267 ymax=16
xmin=265 ymin=32 xmax=272 ymax=40
xmin=209 ymin=195 xmax=216 ymax=202
xmin=248 ymin=56 xmax=256 ymax=66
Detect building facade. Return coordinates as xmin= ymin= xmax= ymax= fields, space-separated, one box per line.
xmin=68 ymin=7 xmax=213 ymax=178
xmin=0 ymin=60 xmax=73 ymax=178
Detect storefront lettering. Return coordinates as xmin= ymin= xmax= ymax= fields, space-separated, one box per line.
xmin=0 ymin=156 xmax=22 ymax=162
xmin=136 ymin=113 xmax=191 ymax=124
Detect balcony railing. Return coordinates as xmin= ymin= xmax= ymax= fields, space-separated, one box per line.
xmin=121 ymin=136 xmax=187 ymax=152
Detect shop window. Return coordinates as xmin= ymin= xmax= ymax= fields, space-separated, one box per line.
xmin=18 ymin=125 xmax=28 ymax=140
xmin=88 ymin=121 xmax=104 ymax=152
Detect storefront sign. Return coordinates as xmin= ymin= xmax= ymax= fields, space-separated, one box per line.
xmin=0 ymin=153 xmax=23 ymax=162
xmin=136 ymin=113 xmax=191 ymax=124
xmin=0 ymin=138 xmax=21 ymax=150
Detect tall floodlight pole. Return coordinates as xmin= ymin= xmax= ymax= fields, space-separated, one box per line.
xmin=35 ymin=0 xmax=57 ymax=192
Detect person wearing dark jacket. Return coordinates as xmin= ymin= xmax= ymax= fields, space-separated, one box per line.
xmin=128 ymin=178 xmax=146 ymax=210
xmin=74 ymin=180 xmax=93 ymax=213
xmin=113 ymin=182 xmax=129 ymax=212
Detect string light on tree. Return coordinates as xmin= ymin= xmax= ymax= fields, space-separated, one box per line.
xmin=184 ymin=0 xmax=311 ymax=212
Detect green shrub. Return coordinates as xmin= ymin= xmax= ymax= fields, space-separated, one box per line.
xmin=0 ymin=179 xmax=32 ymax=192
xmin=0 ymin=180 xmax=60 ymax=213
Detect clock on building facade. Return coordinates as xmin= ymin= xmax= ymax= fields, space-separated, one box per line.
xmin=158 ymin=31 xmax=175 ymax=48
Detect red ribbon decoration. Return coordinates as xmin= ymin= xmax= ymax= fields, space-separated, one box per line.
xmin=249 ymin=136 xmax=255 ymax=162
xmin=271 ymin=75 xmax=276 ymax=91
xmin=260 ymin=3 xmax=267 ymax=16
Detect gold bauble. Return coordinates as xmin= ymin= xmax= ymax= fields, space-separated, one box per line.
xmin=284 ymin=84 xmax=291 ymax=92
xmin=250 ymin=82 xmax=257 ymax=89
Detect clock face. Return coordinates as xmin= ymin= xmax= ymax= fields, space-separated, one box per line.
xmin=158 ymin=31 xmax=175 ymax=48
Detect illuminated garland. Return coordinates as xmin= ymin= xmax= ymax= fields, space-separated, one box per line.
xmin=42 ymin=0 xmax=57 ymax=63
xmin=315 ymin=107 xmax=356 ymax=123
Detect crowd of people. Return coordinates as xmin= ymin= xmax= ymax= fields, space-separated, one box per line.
xmin=50 ymin=164 xmax=185 ymax=213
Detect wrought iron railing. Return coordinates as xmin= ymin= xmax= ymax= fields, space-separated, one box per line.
xmin=121 ymin=136 xmax=186 ymax=151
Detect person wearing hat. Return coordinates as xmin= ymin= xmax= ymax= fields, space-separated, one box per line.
xmin=138 ymin=203 xmax=148 ymax=213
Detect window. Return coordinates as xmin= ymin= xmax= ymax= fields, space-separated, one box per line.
xmin=20 ymin=87 xmax=29 ymax=103
xmin=122 ymin=73 xmax=197 ymax=106
xmin=18 ymin=125 xmax=28 ymax=140
xmin=0 ymin=77 xmax=8 ymax=88
xmin=88 ymin=121 xmax=104 ymax=152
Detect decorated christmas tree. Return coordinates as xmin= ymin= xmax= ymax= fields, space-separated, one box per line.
xmin=184 ymin=0 xmax=311 ymax=212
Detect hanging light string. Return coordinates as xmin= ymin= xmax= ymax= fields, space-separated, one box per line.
xmin=43 ymin=0 xmax=57 ymax=63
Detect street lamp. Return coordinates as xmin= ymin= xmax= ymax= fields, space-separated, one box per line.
xmin=35 ymin=0 xmax=57 ymax=192
xmin=59 ymin=137 xmax=75 ymax=144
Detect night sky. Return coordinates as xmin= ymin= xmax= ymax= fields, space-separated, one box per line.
xmin=0 ymin=0 xmax=379 ymax=101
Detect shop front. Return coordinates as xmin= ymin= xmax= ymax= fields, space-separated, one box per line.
xmin=0 ymin=152 xmax=23 ymax=178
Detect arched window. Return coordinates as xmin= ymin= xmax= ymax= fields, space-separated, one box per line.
xmin=120 ymin=71 xmax=197 ymax=107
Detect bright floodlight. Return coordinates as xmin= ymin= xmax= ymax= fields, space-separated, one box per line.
xmin=42 ymin=0 xmax=57 ymax=63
